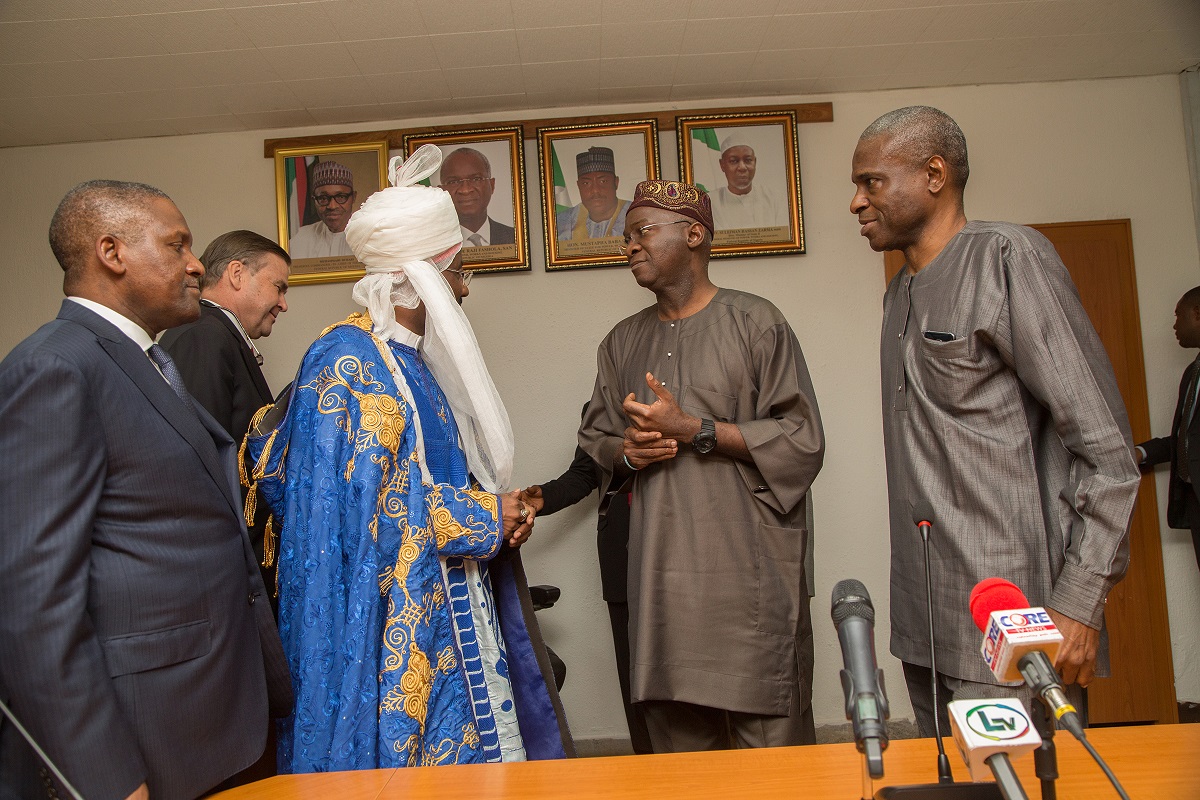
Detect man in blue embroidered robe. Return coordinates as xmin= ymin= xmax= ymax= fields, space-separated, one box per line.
xmin=248 ymin=145 xmax=572 ymax=772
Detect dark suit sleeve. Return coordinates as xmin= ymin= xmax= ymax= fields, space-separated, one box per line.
xmin=1138 ymin=435 xmax=1172 ymax=466
xmin=0 ymin=353 xmax=147 ymax=799
xmin=163 ymin=322 xmax=238 ymax=436
xmin=537 ymin=446 xmax=600 ymax=516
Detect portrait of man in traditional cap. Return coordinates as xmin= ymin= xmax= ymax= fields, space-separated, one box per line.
xmin=709 ymin=133 xmax=788 ymax=230
xmin=556 ymin=146 xmax=632 ymax=240
xmin=288 ymin=159 xmax=357 ymax=259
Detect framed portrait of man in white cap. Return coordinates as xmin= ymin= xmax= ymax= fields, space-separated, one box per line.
xmin=536 ymin=120 xmax=661 ymax=270
xmin=403 ymin=125 xmax=529 ymax=274
xmin=676 ymin=111 xmax=805 ymax=259
xmin=273 ymin=140 xmax=387 ymax=284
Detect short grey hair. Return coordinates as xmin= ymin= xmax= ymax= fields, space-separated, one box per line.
xmin=49 ymin=179 xmax=171 ymax=277
xmin=860 ymin=106 xmax=969 ymax=190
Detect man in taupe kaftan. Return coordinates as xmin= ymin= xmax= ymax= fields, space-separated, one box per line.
xmin=851 ymin=106 xmax=1138 ymax=738
xmin=579 ymin=180 xmax=824 ymax=753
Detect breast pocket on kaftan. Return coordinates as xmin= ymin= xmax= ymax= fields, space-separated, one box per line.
xmin=680 ymin=385 xmax=736 ymax=422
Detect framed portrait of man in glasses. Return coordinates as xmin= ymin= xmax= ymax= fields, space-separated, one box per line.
xmin=273 ymin=140 xmax=387 ymax=285
xmin=402 ymin=126 xmax=529 ymax=274
xmin=536 ymin=120 xmax=661 ymax=271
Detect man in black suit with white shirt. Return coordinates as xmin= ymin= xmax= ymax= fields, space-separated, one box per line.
xmin=1137 ymin=285 xmax=1200 ymax=572
xmin=161 ymin=230 xmax=290 ymax=586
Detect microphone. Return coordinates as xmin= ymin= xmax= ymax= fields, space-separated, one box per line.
xmin=968 ymin=579 xmax=1084 ymax=739
xmin=912 ymin=503 xmax=954 ymax=785
xmin=947 ymin=698 xmax=1038 ymax=800
xmin=831 ymin=579 xmax=889 ymax=780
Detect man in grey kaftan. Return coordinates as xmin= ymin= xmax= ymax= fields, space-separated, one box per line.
xmin=579 ymin=179 xmax=824 ymax=752
xmin=852 ymin=106 xmax=1138 ymax=736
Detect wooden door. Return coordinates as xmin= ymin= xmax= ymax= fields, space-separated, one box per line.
xmin=884 ymin=219 xmax=1178 ymax=725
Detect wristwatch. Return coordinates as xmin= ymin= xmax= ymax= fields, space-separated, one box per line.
xmin=692 ymin=418 xmax=717 ymax=455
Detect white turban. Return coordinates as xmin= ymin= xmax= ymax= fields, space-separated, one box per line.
xmin=343 ymin=144 xmax=513 ymax=492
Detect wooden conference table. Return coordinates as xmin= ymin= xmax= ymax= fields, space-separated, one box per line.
xmin=215 ymin=723 xmax=1196 ymax=799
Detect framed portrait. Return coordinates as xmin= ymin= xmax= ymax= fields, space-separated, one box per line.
xmin=536 ymin=120 xmax=660 ymax=270
xmin=402 ymin=126 xmax=529 ymax=273
xmin=676 ymin=111 xmax=805 ymax=258
xmin=273 ymin=140 xmax=387 ymax=285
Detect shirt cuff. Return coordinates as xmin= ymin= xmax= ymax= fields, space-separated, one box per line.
xmin=1049 ymin=562 xmax=1111 ymax=630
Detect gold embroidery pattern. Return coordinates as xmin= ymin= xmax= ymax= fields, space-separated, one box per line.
xmin=315 ymin=312 xmax=481 ymax=764
xmin=427 ymin=487 xmax=498 ymax=551
xmin=396 ymin=723 xmax=479 ymax=767
xmin=300 ymin=352 xmax=409 ymax=543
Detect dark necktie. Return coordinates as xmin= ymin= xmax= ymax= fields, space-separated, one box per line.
xmin=1178 ymin=359 xmax=1200 ymax=483
xmin=147 ymin=344 xmax=197 ymax=414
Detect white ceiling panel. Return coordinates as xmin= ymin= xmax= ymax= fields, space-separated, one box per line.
xmin=363 ymin=70 xmax=454 ymax=104
xmin=0 ymin=0 xmax=1194 ymax=148
xmin=431 ymin=30 xmax=523 ymax=70
xmin=259 ymin=42 xmax=357 ymax=81
xmin=350 ymin=36 xmax=440 ymax=75
xmin=516 ymin=25 xmax=604 ymax=64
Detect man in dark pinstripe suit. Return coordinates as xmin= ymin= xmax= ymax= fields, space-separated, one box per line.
xmin=0 ymin=180 xmax=291 ymax=800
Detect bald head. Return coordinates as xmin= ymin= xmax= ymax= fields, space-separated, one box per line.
xmin=444 ymin=147 xmax=491 ymax=178
xmin=859 ymin=106 xmax=969 ymax=192
xmin=49 ymin=180 xmax=171 ymax=288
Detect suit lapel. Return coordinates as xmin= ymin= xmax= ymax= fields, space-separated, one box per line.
xmin=61 ymin=302 xmax=241 ymax=515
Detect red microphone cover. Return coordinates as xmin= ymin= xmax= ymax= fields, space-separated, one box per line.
xmin=969 ymin=578 xmax=1030 ymax=632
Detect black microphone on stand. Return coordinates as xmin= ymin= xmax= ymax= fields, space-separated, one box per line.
xmin=831 ymin=578 xmax=889 ymax=792
xmin=873 ymin=504 xmax=1002 ymax=800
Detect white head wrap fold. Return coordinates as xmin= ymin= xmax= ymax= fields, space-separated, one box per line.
xmin=344 ymin=144 xmax=513 ymax=491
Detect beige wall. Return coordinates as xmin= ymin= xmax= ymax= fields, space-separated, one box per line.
xmin=1 ymin=74 xmax=1196 ymax=741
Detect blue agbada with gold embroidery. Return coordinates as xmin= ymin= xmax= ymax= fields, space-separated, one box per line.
xmin=247 ymin=314 xmax=568 ymax=772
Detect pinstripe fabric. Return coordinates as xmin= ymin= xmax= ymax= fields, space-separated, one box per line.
xmin=880 ymin=221 xmax=1138 ymax=685
xmin=0 ymin=301 xmax=291 ymax=800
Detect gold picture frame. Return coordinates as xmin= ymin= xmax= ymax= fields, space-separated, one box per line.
xmin=402 ymin=126 xmax=529 ymax=274
xmin=676 ymin=111 xmax=805 ymax=258
xmin=536 ymin=120 xmax=660 ymax=271
xmin=273 ymin=139 xmax=388 ymax=285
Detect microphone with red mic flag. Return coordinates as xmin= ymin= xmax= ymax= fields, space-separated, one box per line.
xmin=967 ymin=578 xmax=1082 ymax=739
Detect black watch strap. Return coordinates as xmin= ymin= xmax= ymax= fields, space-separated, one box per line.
xmin=692 ymin=418 xmax=717 ymax=454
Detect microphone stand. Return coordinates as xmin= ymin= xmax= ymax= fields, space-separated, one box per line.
xmin=1030 ymin=697 xmax=1058 ymax=800
xmin=873 ymin=515 xmax=1002 ymax=799
xmin=918 ymin=520 xmax=955 ymax=784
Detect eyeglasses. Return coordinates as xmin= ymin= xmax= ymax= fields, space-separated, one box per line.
xmin=442 ymin=267 xmax=473 ymax=286
xmin=617 ymin=220 xmax=691 ymax=255
xmin=313 ymin=192 xmax=353 ymax=207
xmin=442 ymin=176 xmax=489 ymax=188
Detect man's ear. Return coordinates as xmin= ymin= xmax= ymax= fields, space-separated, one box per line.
xmin=926 ymin=155 xmax=948 ymax=195
xmin=96 ymin=234 xmax=125 ymax=276
xmin=226 ymin=259 xmax=245 ymax=289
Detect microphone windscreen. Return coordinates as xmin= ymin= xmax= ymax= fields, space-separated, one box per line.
xmin=969 ymin=577 xmax=1030 ymax=631
xmin=910 ymin=501 xmax=936 ymax=527
xmin=831 ymin=578 xmax=874 ymax=625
